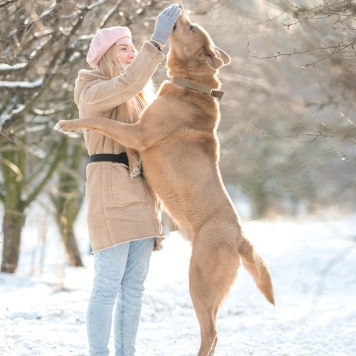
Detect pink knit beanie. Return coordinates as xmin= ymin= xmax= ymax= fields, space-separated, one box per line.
xmin=86 ymin=26 xmax=132 ymax=67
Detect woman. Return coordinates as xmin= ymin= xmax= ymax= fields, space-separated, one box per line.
xmin=74 ymin=4 xmax=182 ymax=355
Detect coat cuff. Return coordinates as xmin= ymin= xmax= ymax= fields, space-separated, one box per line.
xmin=142 ymin=41 xmax=166 ymax=61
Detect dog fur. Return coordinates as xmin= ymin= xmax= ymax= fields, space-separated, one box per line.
xmin=55 ymin=11 xmax=275 ymax=356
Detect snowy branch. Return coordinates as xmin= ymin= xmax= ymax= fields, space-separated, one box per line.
xmin=0 ymin=78 xmax=43 ymax=88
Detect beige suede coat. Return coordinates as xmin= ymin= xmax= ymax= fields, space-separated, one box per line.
xmin=74 ymin=41 xmax=165 ymax=252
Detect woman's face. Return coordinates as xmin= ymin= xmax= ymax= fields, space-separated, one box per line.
xmin=116 ymin=37 xmax=135 ymax=66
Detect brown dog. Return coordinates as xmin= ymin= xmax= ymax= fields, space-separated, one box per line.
xmin=55 ymin=11 xmax=274 ymax=356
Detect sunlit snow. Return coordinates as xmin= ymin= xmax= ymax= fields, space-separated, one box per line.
xmin=0 ymin=204 xmax=355 ymax=355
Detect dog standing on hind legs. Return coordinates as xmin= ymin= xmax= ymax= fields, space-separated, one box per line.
xmin=55 ymin=9 xmax=275 ymax=356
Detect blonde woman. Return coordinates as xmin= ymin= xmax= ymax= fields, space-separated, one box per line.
xmin=74 ymin=4 xmax=182 ymax=355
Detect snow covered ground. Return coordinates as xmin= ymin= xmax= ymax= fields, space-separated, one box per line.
xmin=0 ymin=207 xmax=355 ymax=356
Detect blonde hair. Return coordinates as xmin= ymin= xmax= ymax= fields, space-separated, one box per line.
xmin=97 ymin=43 xmax=155 ymax=122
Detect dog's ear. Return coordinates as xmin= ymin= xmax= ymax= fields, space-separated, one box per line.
xmin=205 ymin=46 xmax=231 ymax=69
xmin=214 ymin=46 xmax=231 ymax=65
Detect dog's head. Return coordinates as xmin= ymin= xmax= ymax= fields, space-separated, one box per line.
xmin=167 ymin=9 xmax=231 ymax=86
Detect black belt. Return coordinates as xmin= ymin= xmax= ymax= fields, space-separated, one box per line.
xmin=88 ymin=153 xmax=129 ymax=166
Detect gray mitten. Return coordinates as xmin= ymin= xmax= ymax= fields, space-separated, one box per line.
xmin=151 ymin=4 xmax=182 ymax=46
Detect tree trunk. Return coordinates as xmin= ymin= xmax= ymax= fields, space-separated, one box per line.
xmin=1 ymin=211 xmax=26 ymax=273
xmin=0 ymin=128 xmax=63 ymax=274
xmin=53 ymin=136 xmax=85 ymax=267
xmin=59 ymin=216 xmax=84 ymax=267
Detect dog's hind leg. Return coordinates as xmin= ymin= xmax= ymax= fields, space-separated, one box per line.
xmin=189 ymin=233 xmax=240 ymax=356
xmin=189 ymin=275 xmax=217 ymax=355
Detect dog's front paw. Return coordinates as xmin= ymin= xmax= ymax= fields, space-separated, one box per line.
xmin=130 ymin=159 xmax=142 ymax=179
xmin=54 ymin=120 xmax=77 ymax=134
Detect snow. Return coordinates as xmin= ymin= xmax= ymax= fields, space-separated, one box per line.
xmin=0 ymin=63 xmax=27 ymax=71
xmin=1 ymin=207 xmax=356 ymax=356
xmin=0 ymin=78 xmax=43 ymax=89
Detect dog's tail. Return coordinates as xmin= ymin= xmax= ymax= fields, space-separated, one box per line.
xmin=239 ymin=237 xmax=275 ymax=305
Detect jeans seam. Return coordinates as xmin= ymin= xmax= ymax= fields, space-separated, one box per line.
xmin=121 ymin=286 xmax=125 ymax=354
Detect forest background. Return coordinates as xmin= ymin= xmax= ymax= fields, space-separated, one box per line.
xmin=1 ymin=0 xmax=355 ymax=273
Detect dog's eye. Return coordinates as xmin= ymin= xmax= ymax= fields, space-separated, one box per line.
xmin=189 ymin=25 xmax=195 ymax=33
xmin=173 ymin=23 xmax=176 ymax=31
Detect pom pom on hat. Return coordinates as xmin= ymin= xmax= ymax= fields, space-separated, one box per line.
xmin=86 ymin=26 xmax=132 ymax=67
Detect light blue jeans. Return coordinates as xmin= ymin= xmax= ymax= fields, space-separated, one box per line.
xmin=87 ymin=238 xmax=155 ymax=356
